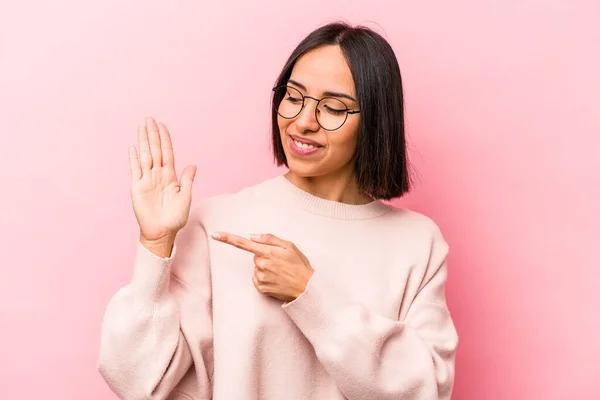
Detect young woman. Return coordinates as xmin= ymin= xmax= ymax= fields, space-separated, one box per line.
xmin=98 ymin=22 xmax=458 ymax=400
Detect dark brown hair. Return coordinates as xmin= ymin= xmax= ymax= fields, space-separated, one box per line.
xmin=271 ymin=22 xmax=411 ymax=200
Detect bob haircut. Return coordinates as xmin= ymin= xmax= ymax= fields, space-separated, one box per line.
xmin=271 ymin=22 xmax=411 ymax=200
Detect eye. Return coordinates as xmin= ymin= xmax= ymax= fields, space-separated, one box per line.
xmin=323 ymin=104 xmax=346 ymax=116
xmin=285 ymin=95 xmax=303 ymax=104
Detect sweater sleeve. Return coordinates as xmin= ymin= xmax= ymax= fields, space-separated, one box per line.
xmin=281 ymin=228 xmax=458 ymax=400
xmin=97 ymin=206 xmax=213 ymax=400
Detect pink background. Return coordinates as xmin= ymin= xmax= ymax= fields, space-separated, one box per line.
xmin=1 ymin=1 xmax=598 ymax=399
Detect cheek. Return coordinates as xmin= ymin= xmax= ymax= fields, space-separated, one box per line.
xmin=278 ymin=114 xmax=289 ymax=131
xmin=278 ymin=116 xmax=290 ymax=141
xmin=327 ymin=120 xmax=359 ymax=152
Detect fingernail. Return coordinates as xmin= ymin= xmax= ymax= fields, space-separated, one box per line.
xmin=210 ymin=232 xmax=221 ymax=240
xmin=248 ymin=234 xmax=261 ymax=241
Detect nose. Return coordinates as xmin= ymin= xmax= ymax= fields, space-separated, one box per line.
xmin=294 ymin=97 xmax=320 ymax=133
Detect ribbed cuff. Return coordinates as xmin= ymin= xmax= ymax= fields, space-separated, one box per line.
xmin=281 ymin=270 xmax=346 ymax=347
xmin=131 ymin=240 xmax=178 ymax=308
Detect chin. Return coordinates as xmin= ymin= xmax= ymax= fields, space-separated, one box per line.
xmin=286 ymin=161 xmax=314 ymax=176
xmin=283 ymin=158 xmax=313 ymax=175
xmin=286 ymin=160 xmax=330 ymax=179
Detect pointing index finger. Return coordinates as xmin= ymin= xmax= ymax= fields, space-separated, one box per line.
xmin=211 ymin=232 xmax=268 ymax=256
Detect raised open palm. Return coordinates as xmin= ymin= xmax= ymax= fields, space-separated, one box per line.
xmin=129 ymin=117 xmax=197 ymax=243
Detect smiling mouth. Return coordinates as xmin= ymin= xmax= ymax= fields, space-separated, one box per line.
xmin=287 ymin=135 xmax=324 ymax=157
xmin=289 ymin=135 xmax=323 ymax=149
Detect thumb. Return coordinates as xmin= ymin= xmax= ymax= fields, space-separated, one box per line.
xmin=179 ymin=165 xmax=197 ymax=194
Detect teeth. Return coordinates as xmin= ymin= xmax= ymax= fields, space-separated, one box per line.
xmin=294 ymin=139 xmax=316 ymax=149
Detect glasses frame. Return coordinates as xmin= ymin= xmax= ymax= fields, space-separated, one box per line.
xmin=272 ymin=85 xmax=360 ymax=131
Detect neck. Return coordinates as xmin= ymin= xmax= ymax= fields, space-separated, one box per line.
xmin=284 ymin=170 xmax=373 ymax=205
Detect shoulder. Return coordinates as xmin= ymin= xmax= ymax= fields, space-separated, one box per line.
xmin=383 ymin=205 xmax=449 ymax=253
xmin=385 ymin=205 xmax=444 ymax=235
xmin=379 ymin=207 xmax=452 ymax=284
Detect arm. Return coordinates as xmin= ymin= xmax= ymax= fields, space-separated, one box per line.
xmin=97 ymin=207 xmax=213 ymax=400
xmin=282 ymin=229 xmax=458 ymax=399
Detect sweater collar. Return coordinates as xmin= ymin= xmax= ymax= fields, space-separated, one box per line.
xmin=267 ymin=174 xmax=392 ymax=220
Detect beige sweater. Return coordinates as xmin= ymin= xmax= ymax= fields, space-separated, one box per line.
xmin=98 ymin=175 xmax=459 ymax=399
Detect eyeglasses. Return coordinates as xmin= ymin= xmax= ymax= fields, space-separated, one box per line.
xmin=272 ymin=85 xmax=360 ymax=131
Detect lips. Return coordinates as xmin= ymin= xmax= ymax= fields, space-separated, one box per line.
xmin=289 ymin=135 xmax=324 ymax=147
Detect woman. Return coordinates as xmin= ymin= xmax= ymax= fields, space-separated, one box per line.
xmin=98 ymin=22 xmax=458 ymax=399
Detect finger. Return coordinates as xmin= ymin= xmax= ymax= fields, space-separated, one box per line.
xmin=252 ymin=273 xmax=260 ymax=291
xmin=179 ymin=165 xmax=197 ymax=195
xmin=145 ymin=117 xmax=162 ymax=167
xmin=211 ymin=232 xmax=268 ymax=256
xmin=138 ymin=125 xmax=152 ymax=172
xmin=253 ymin=254 xmax=269 ymax=270
xmin=253 ymin=268 xmax=266 ymax=294
xmin=249 ymin=233 xmax=293 ymax=249
xmin=255 ymin=268 xmax=267 ymax=283
xmin=128 ymin=144 xmax=142 ymax=181
xmin=157 ymin=122 xmax=174 ymax=169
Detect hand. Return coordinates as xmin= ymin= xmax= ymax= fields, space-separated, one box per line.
xmin=211 ymin=232 xmax=314 ymax=302
xmin=129 ymin=117 xmax=197 ymax=243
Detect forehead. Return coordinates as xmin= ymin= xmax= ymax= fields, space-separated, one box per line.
xmin=290 ymin=45 xmax=356 ymax=97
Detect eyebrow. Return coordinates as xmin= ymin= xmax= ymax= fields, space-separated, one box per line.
xmin=288 ymin=79 xmax=357 ymax=102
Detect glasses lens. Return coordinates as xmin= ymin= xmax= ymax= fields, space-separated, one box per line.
xmin=275 ymin=86 xmax=303 ymax=119
xmin=317 ymin=97 xmax=348 ymax=130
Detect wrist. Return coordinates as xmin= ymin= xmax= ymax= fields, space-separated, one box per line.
xmin=139 ymin=235 xmax=176 ymax=258
xmin=296 ymin=269 xmax=314 ymax=298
